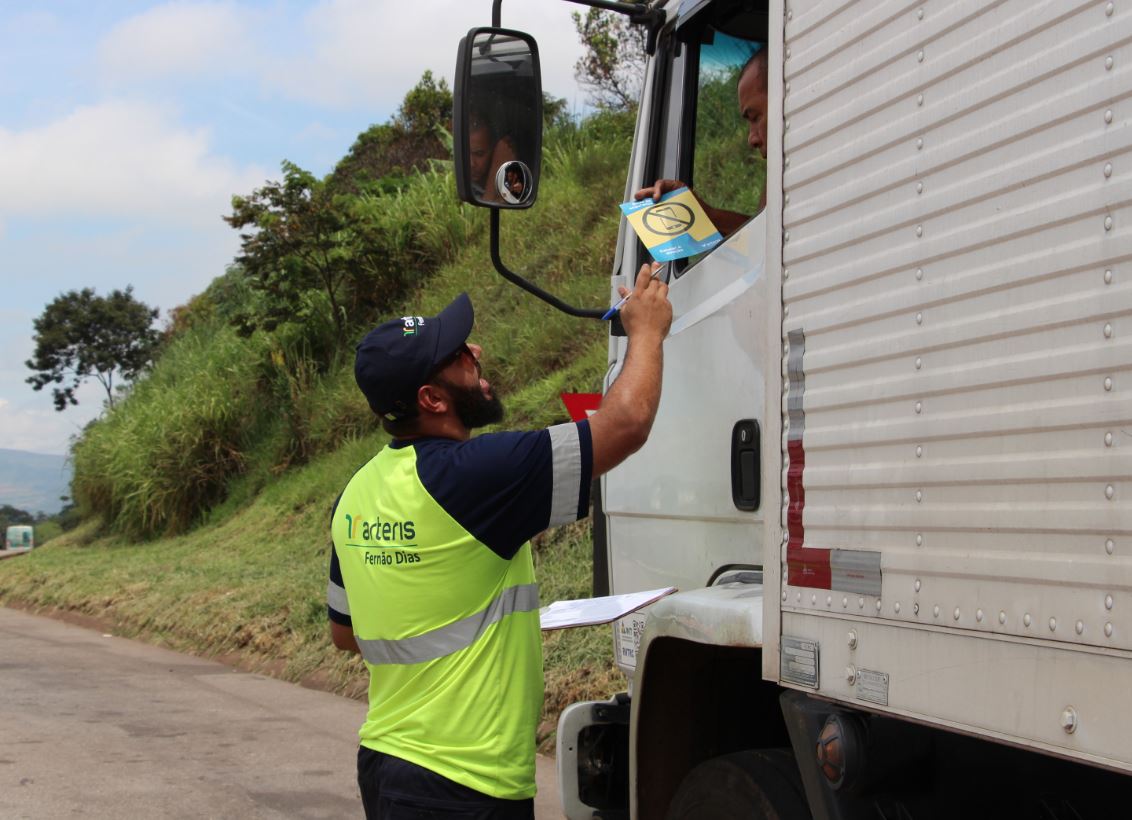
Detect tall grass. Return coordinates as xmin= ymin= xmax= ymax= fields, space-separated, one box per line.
xmin=72 ymin=323 xmax=266 ymax=538
xmin=70 ymin=113 xmax=633 ymax=540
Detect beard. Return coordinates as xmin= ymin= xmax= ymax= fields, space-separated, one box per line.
xmin=435 ymin=377 xmax=504 ymax=429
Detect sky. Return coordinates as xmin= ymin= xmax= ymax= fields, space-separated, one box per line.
xmin=0 ymin=0 xmax=591 ymax=456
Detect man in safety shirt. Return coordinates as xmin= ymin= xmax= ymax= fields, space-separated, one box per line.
xmin=328 ymin=263 xmax=671 ymax=819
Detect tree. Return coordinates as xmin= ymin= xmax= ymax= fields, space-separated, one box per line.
xmin=329 ymin=70 xmax=454 ymax=193
xmin=26 ymin=287 xmax=160 ymax=410
xmin=572 ymin=6 xmax=649 ymax=110
xmin=225 ymin=161 xmax=362 ymax=343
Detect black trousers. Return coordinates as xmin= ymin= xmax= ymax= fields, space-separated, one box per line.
xmin=357 ymin=747 xmax=536 ymax=820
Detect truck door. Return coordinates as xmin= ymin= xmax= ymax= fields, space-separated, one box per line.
xmin=603 ymin=8 xmax=771 ymax=620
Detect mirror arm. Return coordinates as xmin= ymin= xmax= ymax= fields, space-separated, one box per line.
xmin=490 ymin=211 xmax=607 ymax=320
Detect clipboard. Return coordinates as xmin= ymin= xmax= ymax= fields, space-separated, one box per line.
xmin=539 ymin=586 xmax=677 ymax=631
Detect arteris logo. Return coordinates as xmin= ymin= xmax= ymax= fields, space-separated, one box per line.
xmin=401 ymin=316 xmax=425 ymax=337
xmin=343 ymin=513 xmax=416 ymax=544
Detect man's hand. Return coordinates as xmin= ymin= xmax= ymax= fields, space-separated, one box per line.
xmin=589 ymin=263 xmax=672 ymax=477
xmin=619 ymin=262 xmax=672 ymax=342
xmin=634 ymin=179 xmax=688 ymax=202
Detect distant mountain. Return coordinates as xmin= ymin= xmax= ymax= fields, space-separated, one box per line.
xmin=0 ymin=449 xmax=72 ymax=515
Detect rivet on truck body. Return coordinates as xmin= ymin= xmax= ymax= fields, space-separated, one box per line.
xmin=933 ymin=605 xmax=940 ymax=618
xmin=1106 ymin=594 xmax=1114 ymax=610
xmin=1076 ymin=620 xmax=1085 ymax=635
xmin=1106 ymin=55 xmax=1115 ymax=70
xmin=917 ymin=50 xmax=924 ymax=62
xmin=1106 ymin=109 xmax=1114 ymax=124
xmin=1106 ymin=538 xmax=1115 ymax=555
xmin=1104 ymin=377 xmax=1113 ymax=392
xmin=916 ymin=312 xmax=923 ymax=325
xmin=916 ymin=446 xmax=923 ymax=458
xmin=1061 ymin=707 xmax=1078 ymax=734
xmin=846 ymin=665 xmax=857 ymax=684
xmin=976 ymin=609 xmax=984 ymax=622
xmin=894 ymin=602 xmax=901 ymax=613
xmin=1024 ymin=613 xmax=1033 ymax=627
xmin=1104 ymin=323 xmax=1113 ymax=338
xmin=915 ymin=357 xmax=923 ymax=370
xmin=1105 ymin=269 xmax=1114 ymax=283
xmin=953 ymin=608 xmax=961 ymax=621
xmin=1106 ymin=484 xmax=1115 ymax=499
xmin=916 ymin=533 xmax=923 ymax=546
xmin=914 ymin=579 xmax=921 ymax=592
xmin=1106 ymin=622 xmax=1114 ymax=637
xmin=998 ymin=611 xmax=1006 ymax=625
xmin=916 ymin=181 xmax=923 ymax=194
xmin=915 ymin=490 xmax=923 ymax=502
xmin=1104 ymin=163 xmax=1113 ymax=178
xmin=876 ymin=600 xmax=883 ymax=611
xmin=847 ymin=630 xmax=858 ymax=648
xmin=1107 ymin=2 xmax=1115 ymax=17
xmin=915 ymin=401 xmax=922 ymax=414
xmin=1049 ymin=617 xmax=1058 ymax=631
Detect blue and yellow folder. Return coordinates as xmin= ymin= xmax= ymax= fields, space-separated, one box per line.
xmin=620 ymin=187 xmax=722 ymax=261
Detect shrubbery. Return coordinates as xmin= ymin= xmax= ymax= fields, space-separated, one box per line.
xmin=71 ymin=110 xmax=635 ymax=538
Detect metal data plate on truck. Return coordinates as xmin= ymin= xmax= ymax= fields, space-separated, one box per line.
xmin=773 ymin=0 xmax=1132 ymax=772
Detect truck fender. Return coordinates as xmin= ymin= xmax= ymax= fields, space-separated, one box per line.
xmin=630 ymin=581 xmax=789 ymax=819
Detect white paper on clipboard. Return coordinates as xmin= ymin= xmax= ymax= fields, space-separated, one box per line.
xmin=539 ymin=587 xmax=676 ymax=631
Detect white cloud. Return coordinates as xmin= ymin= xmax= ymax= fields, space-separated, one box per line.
xmin=0 ymin=99 xmax=267 ymax=226
xmin=265 ymin=0 xmax=587 ymax=112
xmin=97 ymin=1 xmax=250 ymax=81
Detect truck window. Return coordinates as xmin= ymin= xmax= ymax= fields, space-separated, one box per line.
xmin=690 ymin=32 xmax=765 ymax=228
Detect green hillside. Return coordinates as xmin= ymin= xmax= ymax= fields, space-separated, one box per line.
xmin=0 ymin=95 xmax=637 ymax=747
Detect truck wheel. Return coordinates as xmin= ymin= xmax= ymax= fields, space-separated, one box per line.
xmin=665 ymin=749 xmax=810 ymax=820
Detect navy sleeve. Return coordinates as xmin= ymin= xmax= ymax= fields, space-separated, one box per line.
xmin=327 ymin=493 xmax=351 ymax=627
xmin=414 ymin=420 xmax=593 ymax=560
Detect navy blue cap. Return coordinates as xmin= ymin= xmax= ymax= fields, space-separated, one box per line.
xmin=354 ymin=293 xmax=474 ymax=420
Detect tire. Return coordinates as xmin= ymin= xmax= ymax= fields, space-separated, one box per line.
xmin=664 ymin=748 xmax=811 ymax=820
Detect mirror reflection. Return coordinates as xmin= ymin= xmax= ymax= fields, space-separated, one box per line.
xmin=496 ymin=161 xmax=532 ymax=205
xmin=461 ymin=30 xmax=541 ymax=207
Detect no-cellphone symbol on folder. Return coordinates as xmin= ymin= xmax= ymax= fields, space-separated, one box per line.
xmin=621 ymin=187 xmax=723 ymax=261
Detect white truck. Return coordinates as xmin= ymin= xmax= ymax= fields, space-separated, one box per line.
xmin=454 ymin=1 xmax=1132 ymax=816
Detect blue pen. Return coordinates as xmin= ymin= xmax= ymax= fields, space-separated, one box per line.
xmin=602 ymin=265 xmax=663 ymax=321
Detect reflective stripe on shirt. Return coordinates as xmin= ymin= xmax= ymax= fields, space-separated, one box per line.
xmin=355 ymin=583 xmax=539 ymax=666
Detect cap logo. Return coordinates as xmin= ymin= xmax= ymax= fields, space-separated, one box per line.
xmin=401 ymin=316 xmax=425 ymax=336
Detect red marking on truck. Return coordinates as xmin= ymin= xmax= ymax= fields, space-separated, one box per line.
xmin=787 ymin=544 xmax=832 ymax=589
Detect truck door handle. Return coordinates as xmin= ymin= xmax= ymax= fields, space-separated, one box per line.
xmin=731 ymin=420 xmax=761 ymax=512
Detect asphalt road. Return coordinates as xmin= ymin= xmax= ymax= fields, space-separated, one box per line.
xmin=0 ymin=607 xmax=562 ymax=819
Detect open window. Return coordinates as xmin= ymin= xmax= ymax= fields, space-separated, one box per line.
xmin=644 ymin=4 xmax=767 ymax=278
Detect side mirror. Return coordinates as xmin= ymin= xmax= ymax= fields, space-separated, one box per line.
xmin=454 ymin=28 xmax=542 ymax=209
